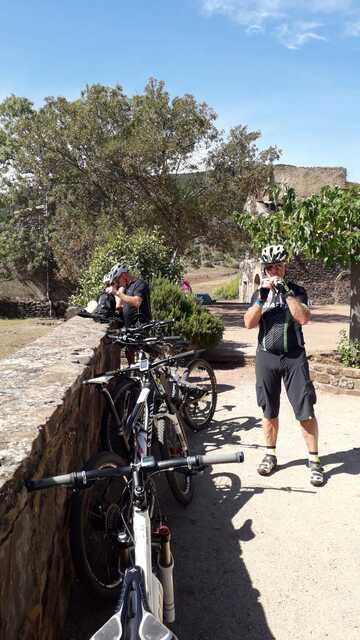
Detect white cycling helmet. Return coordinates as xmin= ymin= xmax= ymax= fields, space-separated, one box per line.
xmin=261 ymin=244 xmax=288 ymax=265
xmin=104 ymin=263 xmax=128 ymax=285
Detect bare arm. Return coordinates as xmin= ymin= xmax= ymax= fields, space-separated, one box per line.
xmin=116 ymin=287 xmax=142 ymax=309
xmin=244 ymin=303 xmax=263 ymax=329
xmin=286 ymin=295 xmax=310 ymax=325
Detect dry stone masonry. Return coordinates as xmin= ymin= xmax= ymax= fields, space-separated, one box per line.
xmin=239 ymin=255 xmax=350 ymax=305
xmin=0 ymin=317 xmax=121 ymax=640
xmin=309 ymin=353 xmax=360 ymax=397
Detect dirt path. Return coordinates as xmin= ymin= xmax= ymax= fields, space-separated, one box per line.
xmin=207 ymin=303 xmax=350 ymax=362
xmin=184 ymin=267 xmax=238 ymax=295
xmin=169 ymin=367 xmax=359 ymax=640
xmin=63 ymin=362 xmax=359 ymax=640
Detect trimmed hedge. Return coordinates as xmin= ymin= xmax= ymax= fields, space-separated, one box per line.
xmin=152 ymin=277 xmax=224 ymax=349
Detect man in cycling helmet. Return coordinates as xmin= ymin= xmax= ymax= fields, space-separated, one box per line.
xmin=108 ymin=263 xmax=151 ymax=328
xmin=244 ymin=244 xmax=324 ymax=487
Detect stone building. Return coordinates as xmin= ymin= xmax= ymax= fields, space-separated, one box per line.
xmin=239 ymin=164 xmax=351 ymax=304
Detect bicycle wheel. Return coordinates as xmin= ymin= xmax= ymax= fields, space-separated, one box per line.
xmin=102 ymin=377 xmax=140 ymax=456
xmin=181 ymin=358 xmax=217 ymax=431
xmin=158 ymin=416 xmax=194 ymax=506
xmin=70 ymin=451 xmax=132 ymax=601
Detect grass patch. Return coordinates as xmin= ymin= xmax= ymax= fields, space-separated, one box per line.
xmin=214 ymin=275 xmax=239 ymax=300
xmin=0 ymin=318 xmax=62 ymax=360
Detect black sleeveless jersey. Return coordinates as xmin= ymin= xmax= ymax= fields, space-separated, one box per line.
xmin=250 ymin=281 xmax=308 ymax=355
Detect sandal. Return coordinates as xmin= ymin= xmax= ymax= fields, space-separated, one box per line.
xmin=309 ymin=461 xmax=325 ymax=487
xmin=257 ymin=454 xmax=277 ymax=476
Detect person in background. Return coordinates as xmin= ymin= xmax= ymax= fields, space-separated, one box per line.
xmin=244 ymin=244 xmax=324 ymax=487
xmin=110 ymin=264 xmax=151 ymax=328
xmin=180 ymin=278 xmax=192 ymax=294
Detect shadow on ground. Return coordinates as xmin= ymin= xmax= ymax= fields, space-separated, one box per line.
xmin=278 ymin=447 xmax=360 ymax=480
xmin=63 ymin=415 xmax=276 ymax=640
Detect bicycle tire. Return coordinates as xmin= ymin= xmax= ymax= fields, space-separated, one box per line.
xmin=101 ymin=377 xmax=140 ymax=456
xmin=181 ymin=358 xmax=217 ymax=431
xmin=158 ymin=416 xmax=194 ymax=506
xmin=70 ymin=451 xmax=132 ymax=601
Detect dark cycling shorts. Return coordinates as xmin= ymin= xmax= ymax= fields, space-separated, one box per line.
xmin=255 ymin=348 xmax=316 ymax=421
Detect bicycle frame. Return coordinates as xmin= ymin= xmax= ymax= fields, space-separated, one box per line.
xmin=86 ymin=363 xmax=178 ymax=630
xmin=92 ymin=353 xmax=192 ymax=459
xmin=26 ymin=451 xmax=244 ymax=640
xmin=90 ymin=460 xmax=176 ymax=640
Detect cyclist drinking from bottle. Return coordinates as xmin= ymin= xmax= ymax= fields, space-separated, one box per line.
xmin=244 ymin=244 xmax=325 ymax=487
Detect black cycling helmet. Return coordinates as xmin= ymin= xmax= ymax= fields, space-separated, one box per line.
xmin=261 ymin=244 xmax=288 ymax=265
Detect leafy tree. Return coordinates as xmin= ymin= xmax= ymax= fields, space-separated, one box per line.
xmin=0 ymin=81 xmax=281 ymax=287
xmin=201 ymin=126 xmax=281 ymax=249
xmin=235 ymin=185 xmax=360 ymax=340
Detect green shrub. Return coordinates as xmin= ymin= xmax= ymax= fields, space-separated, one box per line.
xmin=151 ymin=277 xmax=224 ymax=349
xmin=337 ymin=330 xmax=360 ymax=368
xmin=214 ymin=275 xmax=239 ymax=300
xmin=71 ymin=227 xmax=183 ymax=305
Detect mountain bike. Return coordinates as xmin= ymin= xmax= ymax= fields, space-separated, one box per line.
xmin=102 ymin=323 xmax=217 ymax=458
xmin=88 ymin=348 xmax=199 ymax=505
xmin=26 ymin=450 xmax=244 ymax=639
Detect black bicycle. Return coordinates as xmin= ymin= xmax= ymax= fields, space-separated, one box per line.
xmin=87 ymin=347 xmax=201 ymax=506
xmin=102 ymin=321 xmax=217 ymax=456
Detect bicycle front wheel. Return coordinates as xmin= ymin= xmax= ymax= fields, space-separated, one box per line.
xmin=102 ymin=377 xmax=140 ymax=456
xmin=181 ymin=358 xmax=217 ymax=430
xmin=159 ymin=417 xmax=194 ymax=506
xmin=70 ymin=451 xmax=132 ymax=601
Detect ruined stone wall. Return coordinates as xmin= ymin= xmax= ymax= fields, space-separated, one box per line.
xmin=0 ymin=298 xmax=68 ymax=318
xmin=273 ymin=164 xmax=347 ymax=197
xmin=286 ymin=256 xmax=350 ymax=304
xmin=239 ymin=255 xmax=350 ymax=304
xmin=0 ymin=317 xmax=122 ymax=640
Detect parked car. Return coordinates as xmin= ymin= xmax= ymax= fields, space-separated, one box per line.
xmin=195 ymin=292 xmax=216 ymax=305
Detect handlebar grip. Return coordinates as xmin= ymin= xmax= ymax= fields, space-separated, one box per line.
xmin=25 ymin=473 xmax=76 ymax=491
xmin=197 ymin=451 xmax=244 ymax=465
xmin=25 ymin=465 xmax=133 ymax=492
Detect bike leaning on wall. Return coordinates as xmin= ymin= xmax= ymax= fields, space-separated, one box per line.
xmin=26 ymin=450 xmax=244 ymax=639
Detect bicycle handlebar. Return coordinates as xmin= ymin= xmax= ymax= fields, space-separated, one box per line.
xmin=120 ymin=320 xmax=174 ymax=335
xmin=90 ymin=349 xmax=197 ymax=380
xmin=25 ymin=451 xmax=244 ymax=492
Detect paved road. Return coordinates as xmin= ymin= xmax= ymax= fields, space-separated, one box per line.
xmin=64 ymin=363 xmax=359 ymax=640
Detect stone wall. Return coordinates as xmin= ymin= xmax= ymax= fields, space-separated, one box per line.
xmin=286 ymin=256 xmax=350 ymax=305
xmin=0 ymin=317 xmax=121 ymax=640
xmin=273 ymin=164 xmax=347 ymax=197
xmin=238 ymin=256 xmax=350 ymax=305
xmin=0 ymin=298 xmax=68 ymax=319
xmin=309 ymin=353 xmax=360 ymax=397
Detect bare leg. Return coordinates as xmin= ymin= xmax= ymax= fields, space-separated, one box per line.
xmin=263 ymin=417 xmax=279 ymax=447
xmin=300 ymin=416 xmax=324 ymax=486
xmin=258 ymin=417 xmax=279 ymax=476
xmin=300 ymin=417 xmax=318 ymax=453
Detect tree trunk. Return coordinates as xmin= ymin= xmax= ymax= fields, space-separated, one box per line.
xmin=350 ymin=261 xmax=360 ymax=340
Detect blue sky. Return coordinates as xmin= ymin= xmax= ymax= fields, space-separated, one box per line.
xmin=1 ymin=0 xmax=360 ymax=180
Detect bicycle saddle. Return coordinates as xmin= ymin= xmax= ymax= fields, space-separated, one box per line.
xmin=91 ymin=567 xmax=178 ymax=640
